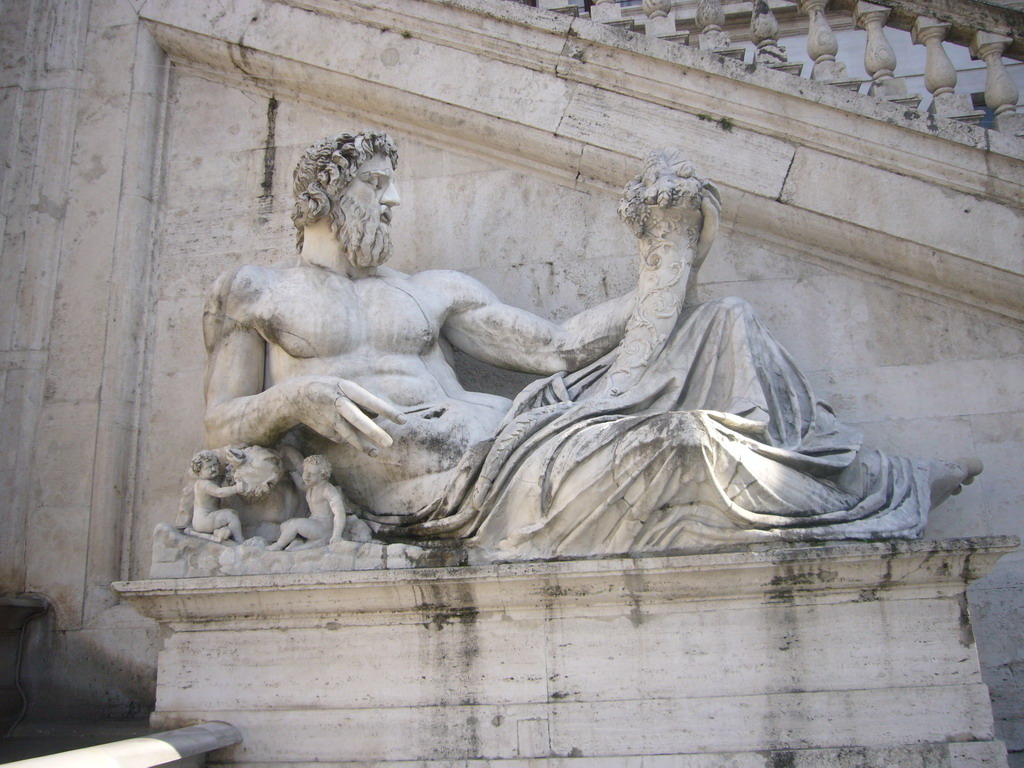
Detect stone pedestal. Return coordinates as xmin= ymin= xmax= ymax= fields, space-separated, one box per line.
xmin=114 ymin=537 xmax=1016 ymax=767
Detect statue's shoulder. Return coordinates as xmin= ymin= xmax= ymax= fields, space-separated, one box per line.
xmin=406 ymin=268 xmax=494 ymax=304
xmin=203 ymin=263 xmax=297 ymax=340
xmin=205 ymin=263 xmax=293 ymax=313
xmin=210 ymin=262 xmax=290 ymax=295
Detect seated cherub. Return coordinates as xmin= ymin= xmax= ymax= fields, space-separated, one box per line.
xmin=267 ymin=455 xmax=347 ymax=551
xmin=188 ymin=450 xmax=244 ymax=543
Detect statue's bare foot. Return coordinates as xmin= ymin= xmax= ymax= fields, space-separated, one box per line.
xmin=213 ymin=527 xmax=230 ymax=542
xmin=928 ymin=458 xmax=983 ymax=509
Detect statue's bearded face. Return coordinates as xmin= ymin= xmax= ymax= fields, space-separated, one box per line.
xmin=330 ymin=153 xmax=399 ymax=268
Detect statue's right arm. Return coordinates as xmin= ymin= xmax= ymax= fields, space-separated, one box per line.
xmin=202 ymin=268 xmax=296 ymax=448
xmin=203 ymin=267 xmax=406 ymax=453
xmin=205 ymin=482 xmax=242 ymax=500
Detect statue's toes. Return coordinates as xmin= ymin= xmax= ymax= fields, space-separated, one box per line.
xmin=958 ymin=457 xmax=984 ymax=484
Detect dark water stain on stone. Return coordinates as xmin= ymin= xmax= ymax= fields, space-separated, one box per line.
xmin=766 ymin=750 xmax=796 ymax=768
xmin=420 ymin=582 xmax=483 ymax=759
xmin=957 ymin=593 xmax=976 ymax=648
xmin=260 ymin=96 xmax=278 ymax=204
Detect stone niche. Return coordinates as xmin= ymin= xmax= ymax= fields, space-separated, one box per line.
xmin=116 ymin=537 xmax=1015 ymax=767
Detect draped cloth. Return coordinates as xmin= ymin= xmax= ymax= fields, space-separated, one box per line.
xmin=390 ymin=297 xmax=930 ymax=561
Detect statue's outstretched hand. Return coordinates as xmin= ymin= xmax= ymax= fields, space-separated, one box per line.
xmin=287 ymin=376 xmax=406 ymax=456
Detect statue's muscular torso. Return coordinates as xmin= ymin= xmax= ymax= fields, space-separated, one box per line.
xmin=216 ymin=263 xmax=516 ymax=516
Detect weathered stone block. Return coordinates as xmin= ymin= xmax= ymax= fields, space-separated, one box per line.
xmin=116 ymin=537 xmax=1016 ymax=766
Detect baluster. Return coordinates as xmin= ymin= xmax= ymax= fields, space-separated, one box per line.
xmin=798 ymin=0 xmax=859 ymax=88
xmin=911 ymin=18 xmax=985 ymax=122
xmin=911 ymin=18 xmax=955 ymax=101
xmin=696 ymin=0 xmax=745 ymax=58
xmin=643 ymin=0 xmax=670 ymax=17
xmin=592 ymin=0 xmax=637 ymax=32
xmin=643 ymin=0 xmax=678 ymax=37
xmin=855 ymin=4 xmax=895 ymax=90
xmin=538 ymin=0 xmax=578 ymax=11
xmin=751 ymin=0 xmax=787 ymax=65
xmin=589 ymin=0 xmax=622 ymax=24
xmin=970 ymin=31 xmax=1024 ymax=134
xmin=854 ymin=2 xmax=919 ymax=106
xmin=696 ymin=0 xmax=730 ymax=50
xmin=800 ymin=0 xmax=837 ymax=77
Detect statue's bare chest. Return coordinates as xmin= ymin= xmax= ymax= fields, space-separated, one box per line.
xmin=252 ymin=272 xmax=436 ymax=359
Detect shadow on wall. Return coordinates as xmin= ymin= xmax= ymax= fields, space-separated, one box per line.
xmin=5 ymin=599 xmax=159 ymax=731
xmin=454 ymin=348 xmax=540 ymax=400
xmin=0 ymin=595 xmax=48 ymax=737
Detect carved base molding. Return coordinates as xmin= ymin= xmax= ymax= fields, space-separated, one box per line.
xmin=114 ymin=537 xmax=1017 ymax=766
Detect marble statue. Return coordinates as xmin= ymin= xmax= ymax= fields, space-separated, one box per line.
xmin=175 ymin=444 xmax=305 ymax=542
xmin=184 ymin=450 xmax=244 ymax=544
xmin=267 ymin=455 xmax=348 ymax=550
xmin=197 ymin=131 xmax=979 ymax=563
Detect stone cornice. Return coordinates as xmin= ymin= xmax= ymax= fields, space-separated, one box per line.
xmin=114 ymin=536 xmax=1018 ymax=624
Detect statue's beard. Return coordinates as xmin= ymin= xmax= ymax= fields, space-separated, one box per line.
xmin=331 ymin=192 xmax=392 ymax=267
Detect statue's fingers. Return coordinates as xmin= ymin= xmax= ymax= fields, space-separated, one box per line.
xmin=701 ymin=193 xmax=722 ymax=219
xmin=696 ymin=199 xmax=720 ymax=263
xmin=700 ymin=197 xmax=721 ymax=231
xmin=330 ymin=418 xmax=383 ymax=457
xmin=305 ymin=419 xmax=363 ymax=453
xmin=336 ymin=397 xmax=394 ymax=449
xmin=338 ymin=382 xmax=407 ymax=424
xmin=704 ymin=180 xmax=722 ymax=206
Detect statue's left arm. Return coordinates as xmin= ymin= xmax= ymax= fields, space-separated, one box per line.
xmin=434 ymin=272 xmax=635 ymax=375
xmin=430 ymin=149 xmax=721 ymax=378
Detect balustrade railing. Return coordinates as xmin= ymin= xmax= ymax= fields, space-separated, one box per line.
xmin=527 ymin=0 xmax=1024 ymax=134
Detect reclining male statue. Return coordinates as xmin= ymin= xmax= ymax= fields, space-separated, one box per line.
xmin=202 ymin=131 xmax=978 ymax=561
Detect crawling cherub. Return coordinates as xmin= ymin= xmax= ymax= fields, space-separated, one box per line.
xmin=188 ymin=450 xmax=244 ymax=543
xmin=267 ymin=454 xmax=346 ymax=550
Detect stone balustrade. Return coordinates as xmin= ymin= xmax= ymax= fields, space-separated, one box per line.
xmin=530 ymin=0 xmax=1024 ymax=134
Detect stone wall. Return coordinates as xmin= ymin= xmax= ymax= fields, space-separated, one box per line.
xmin=0 ymin=0 xmax=163 ymax=718
xmin=1 ymin=0 xmax=1021 ymax=759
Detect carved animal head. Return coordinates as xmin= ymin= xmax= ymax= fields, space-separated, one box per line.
xmin=223 ymin=445 xmax=285 ymax=503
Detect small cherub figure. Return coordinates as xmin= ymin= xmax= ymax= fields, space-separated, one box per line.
xmin=188 ymin=450 xmax=244 ymax=543
xmin=267 ymin=455 xmax=347 ymax=551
